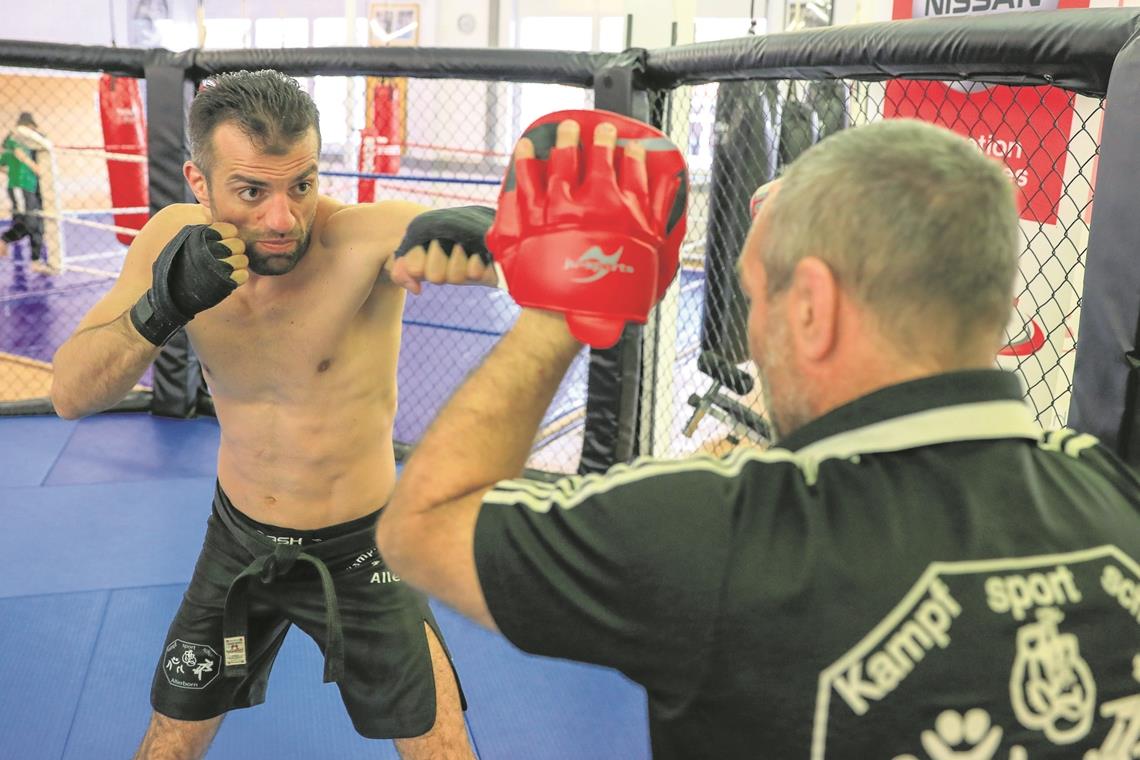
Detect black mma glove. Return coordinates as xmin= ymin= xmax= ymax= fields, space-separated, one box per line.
xmin=393 ymin=205 xmax=495 ymax=265
xmin=130 ymin=224 xmax=240 ymax=346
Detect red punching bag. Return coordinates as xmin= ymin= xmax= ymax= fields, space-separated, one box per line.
xmin=357 ymin=83 xmax=401 ymax=203
xmin=99 ymin=74 xmax=148 ymax=245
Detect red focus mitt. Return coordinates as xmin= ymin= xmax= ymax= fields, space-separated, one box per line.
xmin=485 ymin=109 xmax=689 ymax=348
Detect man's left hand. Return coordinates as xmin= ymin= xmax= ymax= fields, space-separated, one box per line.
xmin=390 ymin=206 xmax=500 ymax=294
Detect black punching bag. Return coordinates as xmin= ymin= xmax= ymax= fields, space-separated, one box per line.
xmin=699 ymin=80 xmax=780 ymax=364
xmin=808 ymin=80 xmax=849 ymax=143
xmin=778 ymin=81 xmax=849 ymax=170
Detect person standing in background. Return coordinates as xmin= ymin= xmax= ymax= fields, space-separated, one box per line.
xmin=0 ymin=111 xmax=49 ymax=274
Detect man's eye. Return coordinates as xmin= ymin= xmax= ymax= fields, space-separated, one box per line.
xmin=295 ymin=181 xmax=313 ymax=194
xmin=238 ymin=187 xmax=262 ymax=201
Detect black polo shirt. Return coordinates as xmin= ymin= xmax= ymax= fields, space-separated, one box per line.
xmin=474 ymin=370 xmax=1140 ymax=759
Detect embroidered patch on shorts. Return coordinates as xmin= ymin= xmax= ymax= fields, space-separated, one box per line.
xmin=162 ymin=639 xmax=220 ymax=689
xmin=223 ymin=635 xmax=247 ymax=667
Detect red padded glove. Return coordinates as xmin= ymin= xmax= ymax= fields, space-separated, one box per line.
xmin=485 ymin=109 xmax=689 ymax=348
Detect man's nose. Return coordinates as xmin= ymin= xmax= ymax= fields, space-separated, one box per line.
xmin=263 ymin=193 xmax=295 ymax=233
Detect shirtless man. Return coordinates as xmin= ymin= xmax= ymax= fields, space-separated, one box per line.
xmin=50 ymin=69 xmax=484 ymax=760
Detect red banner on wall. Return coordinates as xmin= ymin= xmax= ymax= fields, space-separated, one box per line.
xmin=884 ymin=0 xmax=1090 ymax=225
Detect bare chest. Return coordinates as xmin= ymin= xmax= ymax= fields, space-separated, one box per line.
xmin=187 ymin=270 xmax=401 ymax=399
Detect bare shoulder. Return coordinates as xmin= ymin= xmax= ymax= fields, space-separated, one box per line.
xmin=68 ymin=203 xmax=211 ymax=333
xmin=148 ymin=203 xmax=211 ymax=228
xmin=121 ymin=203 xmax=212 ymax=274
xmin=117 ymin=203 xmax=209 ymax=278
xmin=319 ymin=196 xmax=428 ymax=249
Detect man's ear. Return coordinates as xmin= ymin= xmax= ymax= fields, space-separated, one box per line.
xmin=184 ymin=161 xmax=211 ymax=208
xmin=789 ymin=257 xmax=839 ymax=361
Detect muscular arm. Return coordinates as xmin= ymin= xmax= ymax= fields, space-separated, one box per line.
xmin=378 ymin=310 xmax=582 ymax=629
xmin=50 ymin=204 xmax=208 ymax=419
xmin=50 ymin=312 xmax=159 ymax=418
xmin=321 ymin=199 xmax=428 ymax=283
xmin=324 ymin=200 xmax=497 ymax=293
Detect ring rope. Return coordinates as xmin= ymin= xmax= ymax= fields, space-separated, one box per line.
xmin=66 ymin=251 xmax=128 ymax=263
xmin=62 ymin=206 xmax=149 ymax=216
xmin=321 ymin=170 xmax=502 ymax=186
xmin=371 ymin=181 xmax=495 ymax=205
xmin=36 ymin=211 xmax=141 ymax=237
xmin=61 ymin=263 xmax=120 ymax=278
xmin=52 ymin=145 xmax=147 ymax=163
xmin=401 ymin=141 xmax=510 ymax=158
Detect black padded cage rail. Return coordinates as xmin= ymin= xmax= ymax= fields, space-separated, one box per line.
xmin=2 ymin=7 xmax=1140 ymax=470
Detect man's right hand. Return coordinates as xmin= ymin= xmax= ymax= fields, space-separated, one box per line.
xmin=129 ymin=222 xmax=248 ymax=346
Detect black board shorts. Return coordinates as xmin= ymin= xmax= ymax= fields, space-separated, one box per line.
xmin=149 ymin=483 xmax=464 ymax=739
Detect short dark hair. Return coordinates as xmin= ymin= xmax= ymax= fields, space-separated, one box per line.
xmin=16 ymin=112 xmax=37 ymax=129
xmin=189 ymin=69 xmax=321 ymax=177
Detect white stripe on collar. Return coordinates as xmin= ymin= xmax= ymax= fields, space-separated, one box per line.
xmin=796 ymin=399 xmax=1043 ymax=462
xmin=485 ymin=400 xmax=1045 ymax=512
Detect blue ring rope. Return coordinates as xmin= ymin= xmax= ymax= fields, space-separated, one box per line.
xmin=320 ymin=170 xmax=501 ymax=186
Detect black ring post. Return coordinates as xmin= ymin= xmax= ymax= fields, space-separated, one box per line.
xmin=145 ymin=50 xmax=205 ymax=418
xmin=577 ymin=50 xmax=650 ymax=474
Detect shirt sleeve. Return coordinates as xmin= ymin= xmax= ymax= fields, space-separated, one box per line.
xmin=474 ymin=454 xmax=741 ymax=694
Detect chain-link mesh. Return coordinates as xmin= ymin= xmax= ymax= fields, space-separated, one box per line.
xmin=0 ymin=68 xmax=593 ymax=473
xmin=320 ymin=76 xmax=595 ymax=474
xmin=0 ymin=68 xmax=140 ymax=405
xmin=650 ymin=79 xmax=1100 ymax=458
xmin=0 ymin=62 xmax=1104 ymax=473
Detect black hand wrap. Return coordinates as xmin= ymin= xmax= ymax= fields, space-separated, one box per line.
xmin=130 ymin=224 xmax=239 ymax=347
xmin=393 ymin=205 xmax=495 ymax=265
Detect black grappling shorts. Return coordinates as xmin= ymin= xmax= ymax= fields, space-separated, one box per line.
xmin=149 ymin=482 xmax=464 ymax=739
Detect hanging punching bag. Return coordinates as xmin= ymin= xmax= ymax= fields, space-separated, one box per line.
xmin=357 ymin=83 xmax=401 ymax=203
xmin=99 ymin=74 xmax=149 ymax=245
xmin=699 ymin=80 xmax=781 ymax=365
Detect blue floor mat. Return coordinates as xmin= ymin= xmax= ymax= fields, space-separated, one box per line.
xmin=62 ymin=584 xmax=404 ymax=760
xmin=432 ymin=603 xmax=651 ymax=760
xmin=0 ymin=416 xmax=77 ymax=486
xmin=45 ymin=414 xmax=220 ymax=486
xmin=5 ymin=584 xmax=648 ymax=759
xmin=0 ymin=591 xmax=110 ymax=760
xmin=0 ymin=478 xmax=214 ymax=598
xmin=0 ymin=410 xmax=652 ymax=759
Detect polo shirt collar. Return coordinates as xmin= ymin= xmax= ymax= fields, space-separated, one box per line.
xmin=777 ymin=370 xmax=1042 ymax=458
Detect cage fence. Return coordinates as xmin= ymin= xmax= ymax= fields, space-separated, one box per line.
xmin=0 ymin=13 xmax=1123 ymax=473
xmin=639 ymin=77 xmax=1099 ymax=460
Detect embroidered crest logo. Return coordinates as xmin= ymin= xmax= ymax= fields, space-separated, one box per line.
xmin=162 ymin=639 xmax=220 ymax=690
xmin=812 ymin=546 xmax=1140 ymax=759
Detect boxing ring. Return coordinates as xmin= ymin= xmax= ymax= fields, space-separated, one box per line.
xmin=4 ymin=9 xmax=1140 ymax=757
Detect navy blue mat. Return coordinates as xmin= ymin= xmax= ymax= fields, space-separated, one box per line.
xmin=0 ymin=405 xmax=651 ymax=758
xmin=45 ymin=414 xmax=220 ymax=486
xmin=63 ymin=584 xmax=405 ymax=759
xmin=1 ymin=584 xmax=648 ymax=759
xmin=0 ymin=416 xmax=77 ymax=487
xmin=432 ymin=603 xmax=651 ymax=760
xmin=0 ymin=591 xmax=109 ymax=760
xmin=0 ymin=478 xmax=214 ymax=598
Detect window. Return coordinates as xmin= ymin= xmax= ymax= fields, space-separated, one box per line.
xmin=694 ymin=17 xmax=763 ymax=42
xmin=517 ymin=16 xmax=593 ymax=51
xmin=254 ymin=18 xmax=309 ymax=48
xmin=201 ymin=18 xmax=251 ymax=49
xmin=313 ymin=17 xmax=369 ymax=46
xmin=153 ymin=19 xmax=196 ymax=51
xmin=512 ymin=16 xmax=594 ymax=138
xmin=598 ymin=16 xmax=626 ymax=51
